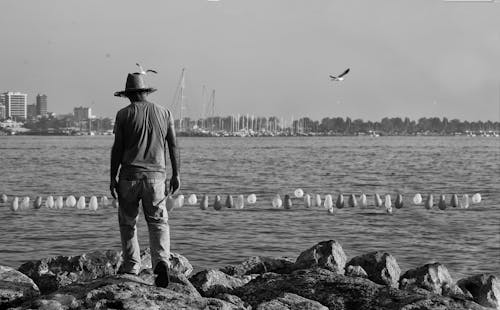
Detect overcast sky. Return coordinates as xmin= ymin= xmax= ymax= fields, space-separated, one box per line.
xmin=0 ymin=0 xmax=499 ymax=121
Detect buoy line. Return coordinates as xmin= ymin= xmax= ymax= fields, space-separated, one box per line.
xmin=0 ymin=191 xmax=483 ymax=213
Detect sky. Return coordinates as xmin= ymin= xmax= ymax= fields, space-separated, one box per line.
xmin=0 ymin=0 xmax=499 ymax=121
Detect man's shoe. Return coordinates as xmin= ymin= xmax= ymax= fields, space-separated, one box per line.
xmin=153 ymin=261 xmax=169 ymax=288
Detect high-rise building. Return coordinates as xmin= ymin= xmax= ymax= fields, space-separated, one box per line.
xmin=73 ymin=106 xmax=92 ymax=121
xmin=0 ymin=104 xmax=5 ymax=120
xmin=27 ymin=104 xmax=37 ymax=118
xmin=36 ymin=94 xmax=48 ymax=116
xmin=1 ymin=92 xmax=27 ymax=120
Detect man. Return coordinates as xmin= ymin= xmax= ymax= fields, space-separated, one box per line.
xmin=110 ymin=72 xmax=180 ymax=288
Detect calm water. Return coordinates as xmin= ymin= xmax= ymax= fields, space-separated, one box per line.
xmin=0 ymin=136 xmax=499 ymax=279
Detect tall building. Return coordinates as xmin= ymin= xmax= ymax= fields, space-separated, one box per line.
xmin=36 ymin=94 xmax=48 ymax=116
xmin=0 ymin=104 xmax=5 ymax=120
xmin=1 ymin=92 xmax=27 ymax=120
xmin=73 ymin=106 xmax=92 ymax=121
xmin=27 ymin=104 xmax=37 ymax=118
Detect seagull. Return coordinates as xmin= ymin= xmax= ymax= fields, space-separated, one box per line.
xmin=136 ymin=63 xmax=158 ymax=75
xmin=329 ymin=68 xmax=350 ymax=81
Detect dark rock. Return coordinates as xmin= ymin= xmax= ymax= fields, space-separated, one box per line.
xmin=293 ymin=240 xmax=347 ymax=274
xmin=190 ymin=269 xmax=249 ymax=297
xmin=346 ymin=251 xmax=400 ymax=287
xmin=458 ymin=273 xmax=499 ymax=309
xmin=17 ymin=250 xmax=121 ymax=294
xmin=220 ymin=256 xmax=295 ymax=276
xmin=214 ymin=293 xmax=250 ymax=309
xmin=233 ymin=268 xmax=485 ymax=310
xmin=0 ymin=265 xmax=40 ymax=309
xmin=18 ymin=274 xmax=243 ymax=310
xmin=345 ymin=265 xmax=368 ymax=278
xmin=135 ymin=248 xmax=193 ymax=277
xmin=256 ymin=292 xmax=328 ymax=310
xmin=18 ymin=249 xmax=193 ymax=295
xmin=400 ymin=263 xmax=455 ymax=295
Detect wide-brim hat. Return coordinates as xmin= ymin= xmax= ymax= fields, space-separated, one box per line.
xmin=114 ymin=73 xmax=157 ymax=97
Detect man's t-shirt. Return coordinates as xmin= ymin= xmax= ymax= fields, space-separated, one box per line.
xmin=114 ymin=101 xmax=174 ymax=180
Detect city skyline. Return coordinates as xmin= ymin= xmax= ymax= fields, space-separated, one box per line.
xmin=0 ymin=1 xmax=499 ymax=121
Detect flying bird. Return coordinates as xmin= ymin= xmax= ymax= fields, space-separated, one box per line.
xmin=329 ymin=68 xmax=350 ymax=81
xmin=136 ymin=63 xmax=158 ymax=75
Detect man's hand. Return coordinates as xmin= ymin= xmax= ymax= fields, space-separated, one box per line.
xmin=168 ymin=175 xmax=180 ymax=195
xmin=110 ymin=179 xmax=119 ymax=199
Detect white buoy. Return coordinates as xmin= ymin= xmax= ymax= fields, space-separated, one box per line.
xmin=335 ymin=194 xmax=344 ymax=209
xmin=304 ymin=194 xmax=311 ymax=208
xmin=272 ymin=194 xmax=281 ymax=208
xmin=471 ymin=193 xmax=481 ymax=204
xmin=315 ymin=194 xmax=322 ymax=208
xmin=225 ymin=195 xmax=234 ymax=208
xmin=200 ymin=195 xmax=209 ymax=210
xmin=384 ymin=194 xmax=392 ymax=210
xmin=34 ymin=196 xmax=43 ymax=209
xmin=188 ymin=194 xmax=197 ymax=205
xmin=247 ymin=194 xmax=257 ymax=204
xmin=438 ymin=195 xmax=446 ymax=210
xmin=66 ymin=195 xmax=76 ymax=208
xmin=235 ymin=195 xmax=245 ymax=209
xmin=11 ymin=197 xmax=19 ymax=211
xmin=112 ymin=199 xmax=119 ymax=208
xmin=20 ymin=197 xmax=30 ymax=209
xmin=175 ymin=195 xmax=185 ymax=208
xmin=294 ymin=188 xmax=304 ymax=198
xmin=360 ymin=193 xmax=367 ymax=208
xmin=395 ymin=194 xmax=403 ymax=209
xmin=450 ymin=194 xmax=459 ymax=208
xmin=283 ymin=194 xmax=292 ymax=209
xmin=413 ymin=193 xmax=422 ymax=205
xmin=324 ymin=194 xmax=333 ymax=209
xmin=100 ymin=196 xmax=109 ymax=207
xmin=424 ymin=194 xmax=433 ymax=210
xmin=214 ymin=195 xmax=223 ymax=211
xmin=1 ymin=194 xmax=7 ymax=203
xmin=375 ymin=194 xmax=383 ymax=208
xmin=76 ymin=196 xmax=86 ymax=209
xmin=166 ymin=196 xmax=175 ymax=211
xmin=45 ymin=196 xmax=55 ymax=208
xmin=460 ymin=194 xmax=469 ymax=209
xmin=89 ymin=196 xmax=98 ymax=211
xmin=55 ymin=196 xmax=64 ymax=209
xmin=348 ymin=194 xmax=358 ymax=208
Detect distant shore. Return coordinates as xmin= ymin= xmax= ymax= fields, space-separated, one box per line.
xmin=1 ymin=129 xmax=499 ymax=138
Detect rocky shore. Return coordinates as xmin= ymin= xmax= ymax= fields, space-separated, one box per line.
xmin=1 ymin=240 xmax=498 ymax=310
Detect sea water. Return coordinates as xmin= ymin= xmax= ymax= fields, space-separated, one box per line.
xmin=0 ymin=135 xmax=499 ymax=279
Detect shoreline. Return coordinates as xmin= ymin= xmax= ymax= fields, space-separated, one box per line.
xmin=1 ymin=240 xmax=498 ymax=309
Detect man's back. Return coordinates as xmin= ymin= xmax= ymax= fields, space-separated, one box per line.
xmin=114 ymin=101 xmax=173 ymax=179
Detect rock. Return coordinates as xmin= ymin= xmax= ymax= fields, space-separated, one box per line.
xmin=138 ymin=248 xmax=193 ymax=277
xmin=233 ymin=268 xmax=484 ymax=310
xmin=18 ymin=250 xmax=121 ymax=294
xmin=214 ymin=293 xmax=250 ymax=309
xmin=345 ymin=265 xmax=368 ymax=278
xmin=220 ymin=256 xmax=295 ymax=277
xmin=458 ymin=274 xmax=500 ymax=309
xmin=346 ymin=251 xmax=401 ymax=288
xmin=256 ymin=292 xmax=328 ymax=310
xmin=190 ymin=269 xmax=249 ymax=297
xmin=293 ymin=240 xmax=347 ymax=274
xmin=33 ymin=275 xmax=242 ymax=310
xmin=399 ymin=262 xmax=455 ymax=295
xmin=0 ymin=265 xmax=40 ymax=309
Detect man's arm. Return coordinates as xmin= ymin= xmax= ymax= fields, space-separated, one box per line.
xmin=166 ymin=113 xmax=180 ymax=194
xmin=110 ymin=116 xmax=123 ymax=199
